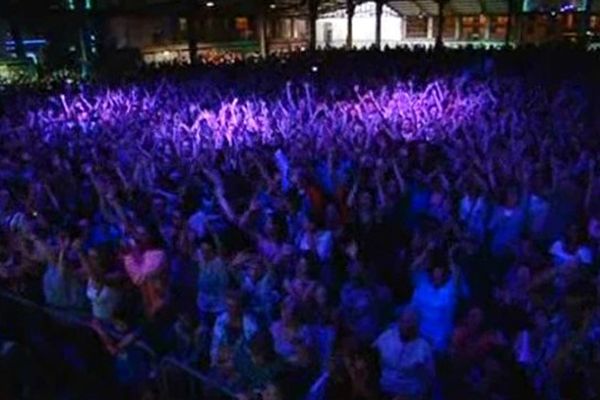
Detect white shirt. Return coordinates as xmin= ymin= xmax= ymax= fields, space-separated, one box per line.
xmin=373 ymin=326 xmax=435 ymax=397
xmin=549 ymin=240 xmax=593 ymax=268
xmin=296 ymin=230 xmax=333 ymax=261
xmin=86 ymin=279 xmax=121 ymax=321
xmin=210 ymin=312 xmax=258 ymax=367
xmin=527 ymin=194 xmax=550 ymax=237
xmin=411 ymin=271 xmax=458 ymax=351
xmin=459 ymin=195 xmax=488 ymax=241
xmin=188 ymin=211 xmax=208 ymax=238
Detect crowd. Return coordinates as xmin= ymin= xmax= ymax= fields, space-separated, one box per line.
xmin=1 ymin=45 xmax=600 ymax=400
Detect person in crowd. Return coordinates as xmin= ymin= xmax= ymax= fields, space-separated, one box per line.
xmin=373 ymin=307 xmax=435 ymax=399
xmin=210 ymin=290 xmax=259 ymax=367
xmin=409 ymin=242 xmax=464 ymax=352
xmin=269 ymin=297 xmax=314 ymax=367
xmin=122 ymin=224 xmax=169 ymax=317
xmin=196 ymin=235 xmax=230 ymax=325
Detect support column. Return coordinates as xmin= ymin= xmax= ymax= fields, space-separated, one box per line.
xmin=455 ymin=16 xmax=461 ymax=40
xmin=79 ymin=26 xmax=90 ymax=78
xmin=401 ymin=17 xmax=407 ymax=40
xmin=435 ymin=0 xmax=446 ymax=48
xmin=346 ymin=0 xmax=355 ymax=49
xmin=484 ymin=16 xmax=491 ymax=40
xmin=375 ymin=0 xmax=383 ymax=49
xmin=186 ymin=0 xmax=198 ymax=65
xmin=258 ymin=1 xmax=269 ymax=58
xmin=515 ymin=13 xmax=525 ymax=44
xmin=427 ymin=16 xmax=434 ymax=39
xmin=308 ymin=0 xmax=318 ymax=51
xmin=505 ymin=0 xmax=514 ymax=46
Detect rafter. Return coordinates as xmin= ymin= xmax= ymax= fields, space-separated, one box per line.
xmin=411 ymin=0 xmax=429 ymax=15
xmin=477 ymin=0 xmax=487 ymax=14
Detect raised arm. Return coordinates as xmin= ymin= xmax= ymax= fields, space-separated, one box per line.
xmin=203 ymin=168 xmax=264 ymax=245
xmin=374 ymin=166 xmax=387 ymax=209
xmin=346 ymin=178 xmax=360 ymax=209
xmin=410 ymin=241 xmax=435 ymax=272
xmin=392 ymin=160 xmax=406 ymax=195
xmin=585 ymin=159 xmax=596 ymax=214
xmin=203 ymin=168 xmax=237 ymax=223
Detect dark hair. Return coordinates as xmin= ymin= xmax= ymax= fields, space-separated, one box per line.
xmin=297 ymin=251 xmax=319 ymax=280
xmin=197 ymin=235 xmax=216 ymax=249
xmin=267 ymin=213 xmax=288 ymax=242
xmin=249 ymin=330 xmax=277 ymax=363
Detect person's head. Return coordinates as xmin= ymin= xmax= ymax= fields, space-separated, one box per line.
xmin=248 ymin=330 xmax=277 ymax=366
xmin=347 ymin=260 xmax=366 ymax=284
xmin=280 ymin=298 xmax=302 ymax=325
xmin=531 ymin=171 xmax=548 ymax=195
xmin=588 ymin=214 xmax=600 ymax=241
xmin=565 ymin=223 xmax=584 ymax=249
xmin=398 ymin=308 xmax=419 ymax=341
xmin=247 ymin=260 xmax=265 ymax=282
xmin=358 ymin=191 xmax=373 ymax=211
xmin=198 ymin=236 xmax=217 ymax=261
xmin=269 ymin=172 xmax=282 ymax=193
xmin=214 ymin=346 xmax=235 ymax=374
xmin=428 ymin=247 xmax=449 ymax=287
xmin=463 ymin=176 xmax=481 ymax=197
xmin=152 ymin=196 xmax=167 ymax=217
xmin=264 ymin=214 xmax=287 ymax=242
xmin=465 ymin=306 xmax=485 ymax=332
xmin=515 ymin=265 xmax=531 ymax=287
xmin=291 ymin=168 xmax=308 ymax=189
xmin=133 ymin=223 xmax=161 ymax=249
xmin=532 ymin=308 xmax=549 ymax=333
xmin=325 ymin=203 xmax=340 ymax=230
xmin=502 ymin=185 xmax=520 ymax=208
xmin=430 ymin=266 xmax=449 ymax=287
xmin=349 ymin=345 xmax=380 ymax=383
xmin=385 ymin=176 xmax=399 ymax=199
xmin=225 ymin=290 xmax=244 ymax=317
xmin=171 ymin=209 xmax=184 ymax=228
xmin=314 ymin=285 xmax=329 ymax=308
xmin=259 ymin=382 xmax=282 ymax=400
xmin=301 ymin=213 xmax=317 ymax=233
xmin=430 ymin=175 xmax=445 ymax=193
xmin=86 ymin=246 xmax=110 ymax=275
xmin=295 ymin=253 xmax=318 ymax=280
xmin=0 ymin=189 xmax=10 ymax=209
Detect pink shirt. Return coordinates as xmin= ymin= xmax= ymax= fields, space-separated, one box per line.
xmin=124 ymin=249 xmax=166 ymax=285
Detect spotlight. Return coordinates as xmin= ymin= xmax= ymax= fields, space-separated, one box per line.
xmin=311 ymin=65 xmax=318 ymax=72
xmin=270 ymin=3 xmax=276 ymax=9
xmin=550 ymin=10 xmax=557 ymax=17
xmin=206 ymin=1 xmax=215 ymax=7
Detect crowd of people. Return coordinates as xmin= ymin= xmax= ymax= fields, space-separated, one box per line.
xmin=1 ymin=45 xmax=600 ymax=400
